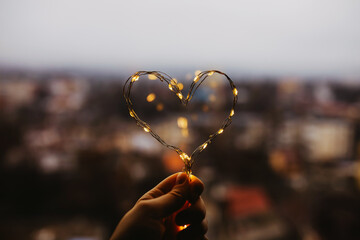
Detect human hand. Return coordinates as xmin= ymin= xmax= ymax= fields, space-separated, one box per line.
xmin=110 ymin=172 xmax=207 ymax=240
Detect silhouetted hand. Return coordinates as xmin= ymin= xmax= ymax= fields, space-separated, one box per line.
xmin=110 ymin=172 xmax=207 ymax=240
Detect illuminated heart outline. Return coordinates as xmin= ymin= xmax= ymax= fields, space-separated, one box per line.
xmin=123 ymin=70 xmax=238 ymax=174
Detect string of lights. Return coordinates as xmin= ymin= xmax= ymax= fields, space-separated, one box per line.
xmin=123 ymin=70 xmax=238 ymax=176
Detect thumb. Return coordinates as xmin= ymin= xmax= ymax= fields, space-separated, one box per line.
xmin=145 ymin=172 xmax=190 ymax=218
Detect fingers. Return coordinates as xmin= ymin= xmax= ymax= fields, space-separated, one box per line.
xmin=137 ymin=172 xmax=205 ymax=218
xmin=176 ymin=219 xmax=208 ymax=240
xmin=175 ymin=197 xmax=206 ymax=226
xmin=175 ymin=196 xmax=207 ymax=240
xmin=189 ymin=175 xmax=204 ymax=203
xmin=139 ymin=172 xmax=204 ymax=201
xmin=150 ymin=173 xmax=190 ymax=217
xmin=139 ymin=173 xmax=179 ymax=200
xmin=139 ymin=173 xmax=190 ymax=218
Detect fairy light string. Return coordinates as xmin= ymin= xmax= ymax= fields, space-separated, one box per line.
xmin=123 ymin=70 xmax=238 ymax=176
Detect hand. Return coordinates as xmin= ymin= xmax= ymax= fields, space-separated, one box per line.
xmin=110 ymin=172 xmax=207 ymax=240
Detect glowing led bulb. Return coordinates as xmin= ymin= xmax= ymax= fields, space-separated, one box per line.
xmin=148 ymin=74 xmax=157 ymax=80
xmin=208 ymin=71 xmax=214 ymax=76
xmin=171 ymin=78 xmax=178 ymax=85
xmin=193 ymin=76 xmax=199 ymax=83
xmin=129 ymin=111 xmax=135 ymax=117
xmin=233 ymin=88 xmax=238 ymax=96
xmin=178 ymin=225 xmax=189 ymax=231
xmin=168 ymin=84 xmax=173 ymax=91
xmin=131 ymin=75 xmax=139 ymax=82
xmin=180 ymin=152 xmax=190 ymax=161
xmin=177 ymin=83 xmax=184 ymax=90
xmin=217 ymin=129 xmax=224 ymax=134
xmin=230 ymin=109 xmax=235 ymax=116
xmin=202 ymin=143 xmax=208 ymax=150
xmin=177 ymin=92 xmax=183 ymax=100
xmin=143 ymin=127 xmax=150 ymax=132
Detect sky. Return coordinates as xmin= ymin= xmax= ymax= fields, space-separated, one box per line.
xmin=0 ymin=0 xmax=359 ymax=77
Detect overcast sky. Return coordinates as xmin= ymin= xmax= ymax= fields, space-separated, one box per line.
xmin=0 ymin=0 xmax=359 ymax=77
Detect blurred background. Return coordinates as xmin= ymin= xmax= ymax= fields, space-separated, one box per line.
xmin=1 ymin=0 xmax=360 ymax=239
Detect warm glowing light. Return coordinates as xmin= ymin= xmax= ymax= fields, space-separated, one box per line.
xmin=189 ymin=174 xmax=194 ymax=181
xmin=124 ymin=70 xmax=238 ymax=177
xmin=177 ymin=117 xmax=188 ymax=129
xmin=178 ymin=225 xmax=189 ymax=231
xmin=156 ymin=103 xmax=164 ymax=111
xmin=171 ymin=78 xmax=178 ymax=85
xmin=148 ymin=74 xmax=157 ymax=80
xmin=177 ymin=92 xmax=183 ymax=100
xmin=233 ymin=88 xmax=238 ymax=96
xmin=180 ymin=152 xmax=190 ymax=161
xmin=146 ymin=93 xmax=156 ymax=102
xmin=181 ymin=128 xmax=189 ymax=138
xmin=209 ymin=94 xmax=216 ymax=102
xmin=131 ymin=75 xmax=139 ymax=82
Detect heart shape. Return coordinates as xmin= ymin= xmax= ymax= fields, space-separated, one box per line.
xmin=123 ymin=70 xmax=238 ymax=175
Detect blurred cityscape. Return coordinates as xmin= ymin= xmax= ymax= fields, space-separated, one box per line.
xmin=1 ymin=70 xmax=360 ymax=240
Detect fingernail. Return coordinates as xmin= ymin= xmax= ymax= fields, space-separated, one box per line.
xmin=176 ymin=173 xmax=187 ymax=185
